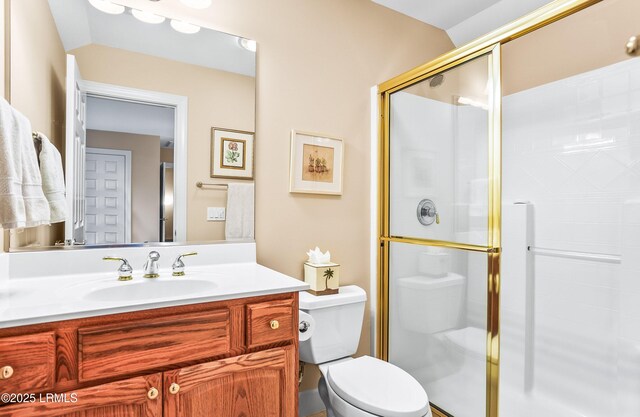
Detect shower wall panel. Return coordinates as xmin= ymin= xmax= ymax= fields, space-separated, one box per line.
xmin=502 ymin=57 xmax=640 ymax=417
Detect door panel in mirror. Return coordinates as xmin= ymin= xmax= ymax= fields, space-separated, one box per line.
xmin=65 ymin=54 xmax=87 ymax=245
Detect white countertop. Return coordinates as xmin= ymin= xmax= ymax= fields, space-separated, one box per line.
xmin=0 ymin=262 xmax=309 ymax=329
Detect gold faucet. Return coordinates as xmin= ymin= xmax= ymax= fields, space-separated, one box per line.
xmin=103 ymin=257 xmax=133 ymax=281
xmin=172 ymin=252 xmax=198 ymax=276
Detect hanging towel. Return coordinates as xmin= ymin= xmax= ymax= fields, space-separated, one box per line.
xmin=0 ymin=98 xmax=50 ymax=229
xmin=36 ymin=132 xmax=66 ymax=223
xmin=225 ymin=183 xmax=254 ymax=240
xmin=0 ymin=98 xmax=25 ymax=228
xmin=14 ymin=108 xmax=50 ymax=228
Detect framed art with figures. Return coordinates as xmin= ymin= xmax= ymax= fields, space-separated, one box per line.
xmin=289 ymin=130 xmax=343 ymax=195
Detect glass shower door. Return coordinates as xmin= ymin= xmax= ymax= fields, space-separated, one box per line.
xmin=382 ymin=49 xmax=501 ymax=417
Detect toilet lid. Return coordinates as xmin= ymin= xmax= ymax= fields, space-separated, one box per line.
xmin=327 ymin=356 xmax=430 ymax=417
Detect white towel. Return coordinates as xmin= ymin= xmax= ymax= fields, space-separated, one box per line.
xmin=36 ymin=132 xmax=66 ymax=223
xmin=0 ymin=98 xmax=50 ymax=229
xmin=225 ymin=183 xmax=254 ymax=240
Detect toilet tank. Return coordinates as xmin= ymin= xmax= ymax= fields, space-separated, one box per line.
xmin=397 ymin=273 xmax=465 ymax=334
xmin=299 ymin=285 xmax=367 ymax=365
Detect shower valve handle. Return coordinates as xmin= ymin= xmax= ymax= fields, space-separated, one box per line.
xmin=417 ymin=199 xmax=440 ymax=226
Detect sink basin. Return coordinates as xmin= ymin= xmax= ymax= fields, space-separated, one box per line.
xmin=84 ymin=279 xmax=217 ymax=302
xmin=0 ymin=288 xmax=30 ymax=299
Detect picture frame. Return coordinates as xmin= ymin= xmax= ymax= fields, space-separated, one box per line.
xmin=289 ymin=130 xmax=344 ymax=195
xmin=210 ymin=127 xmax=254 ymax=179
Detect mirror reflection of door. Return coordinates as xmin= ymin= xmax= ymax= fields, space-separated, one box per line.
xmin=85 ymin=148 xmax=131 ymax=245
xmin=85 ymin=96 xmax=176 ymax=244
xmin=160 ymin=163 xmax=174 ymax=242
xmin=65 ymin=55 xmax=87 ymax=244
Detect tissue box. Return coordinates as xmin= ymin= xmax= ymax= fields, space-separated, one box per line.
xmin=304 ymin=262 xmax=340 ymax=295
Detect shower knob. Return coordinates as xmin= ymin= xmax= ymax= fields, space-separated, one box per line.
xmin=417 ymin=199 xmax=440 ymax=226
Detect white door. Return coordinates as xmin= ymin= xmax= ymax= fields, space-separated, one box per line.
xmin=65 ymin=54 xmax=87 ymax=243
xmin=85 ymin=148 xmax=131 ymax=245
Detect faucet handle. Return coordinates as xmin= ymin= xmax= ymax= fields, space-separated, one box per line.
xmin=172 ymin=252 xmax=198 ymax=276
xmin=103 ymin=257 xmax=133 ymax=281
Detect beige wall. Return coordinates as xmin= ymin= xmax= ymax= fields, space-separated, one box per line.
xmin=7 ymin=0 xmax=65 ymax=248
xmin=87 ymin=130 xmax=161 ymax=243
xmin=503 ymin=0 xmax=639 ymax=95
xmin=161 ymin=148 xmax=174 ymax=163
xmin=117 ymin=0 xmax=454 ymax=390
xmin=71 ymin=44 xmax=256 ymax=242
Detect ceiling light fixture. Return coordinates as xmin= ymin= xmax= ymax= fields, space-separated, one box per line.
xmin=132 ymin=9 xmax=165 ymax=24
xmin=88 ymin=0 xmax=125 ymax=15
xmin=178 ymin=0 xmax=212 ymax=9
xmin=238 ymin=38 xmax=257 ymax=52
xmin=170 ymin=19 xmax=201 ymax=34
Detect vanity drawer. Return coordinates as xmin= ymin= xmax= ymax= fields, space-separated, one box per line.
xmin=78 ymin=309 xmax=230 ymax=382
xmin=246 ymin=299 xmax=296 ymax=348
xmin=0 ymin=332 xmax=55 ymax=393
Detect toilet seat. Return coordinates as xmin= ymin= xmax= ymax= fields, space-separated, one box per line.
xmin=326 ymin=356 xmax=430 ymax=417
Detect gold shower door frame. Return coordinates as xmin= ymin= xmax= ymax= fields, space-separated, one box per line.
xmin=376 ymin=1 xmax=601 ymax=417
xmin=378 ymin=44 xmax=501 ymax=417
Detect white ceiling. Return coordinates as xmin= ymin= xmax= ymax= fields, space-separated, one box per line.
xmin=373 ymin=0 xmax=501 ymax=31
xmin=47 ymin=0 xmax=256 ymax=77
xmin=86 ymin=96 xmax=176 ymax=147
xmin=372 ymin=0 xmax=553 ymax=46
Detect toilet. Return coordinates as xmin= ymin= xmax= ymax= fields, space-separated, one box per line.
xmin=299 ymin=285 xmax=432 ymax=417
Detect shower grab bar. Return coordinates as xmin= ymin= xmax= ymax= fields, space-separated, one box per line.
xmin=527 ymin=246 xmax=621 ymax=264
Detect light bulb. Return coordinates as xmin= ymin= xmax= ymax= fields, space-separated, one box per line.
xmin=88 ymin=0 xmax=125 ymax=14
xmin=170 ymin=19 xmax=201 ymax=34
xmin=132 ymin=9 xmax=165 ymax=24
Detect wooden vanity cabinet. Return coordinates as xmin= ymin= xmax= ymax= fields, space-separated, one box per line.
xmin=164 ymin=346 xmax=296 ymax=417
xmin=0 ymin=292 xmax=299 ymax=417
xmin=0 ymin=374 xmax=163 ymax=417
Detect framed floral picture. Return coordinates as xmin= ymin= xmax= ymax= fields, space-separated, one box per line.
xmin=211 ymin=127 xmax=254 ymax=179
xmin=289 ymin=130 xmax=344 ymax=195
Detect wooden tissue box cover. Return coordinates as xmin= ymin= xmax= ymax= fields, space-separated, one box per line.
xmin=304 ymin=262 xmax=340 ymax=296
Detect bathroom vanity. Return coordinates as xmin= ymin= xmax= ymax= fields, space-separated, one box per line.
xmin=0 ymin=243 xmax=308 ymax=417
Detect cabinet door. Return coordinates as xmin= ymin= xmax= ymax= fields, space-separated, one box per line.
xmin=164 ymin=346 xmax=297 ymax=417
xmin=0 ymin=373 xmax=162 ymax=417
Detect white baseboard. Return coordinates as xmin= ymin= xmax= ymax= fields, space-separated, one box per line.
xmin=299 ymin=388 xmax=324 ymax=417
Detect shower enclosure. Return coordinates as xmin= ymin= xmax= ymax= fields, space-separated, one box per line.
xmin=377 ymin=1 xmax=640 ymax=416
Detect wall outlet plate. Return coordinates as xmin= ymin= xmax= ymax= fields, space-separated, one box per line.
xmin=207 ymin=207 xmax=226 ymax=221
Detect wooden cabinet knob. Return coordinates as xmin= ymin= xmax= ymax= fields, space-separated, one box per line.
xmin=169 ymin=383 xmax=180 ymax=394
xmin=0 ymin=366 xmax=13 ymax=379
xmin=270 ymin=320 xmax=279 ymax=330
xmin=147 ymin=387 xmax=159 ymax=400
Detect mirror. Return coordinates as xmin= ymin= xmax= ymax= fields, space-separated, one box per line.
xmin=7 ymin=0 xmax=256 ymax=251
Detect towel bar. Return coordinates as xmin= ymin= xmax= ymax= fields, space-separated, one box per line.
xmin=527 ymin=246 xmax=621 ymax=264
xmin=195 ymin=181 xmax=228 ymax=189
